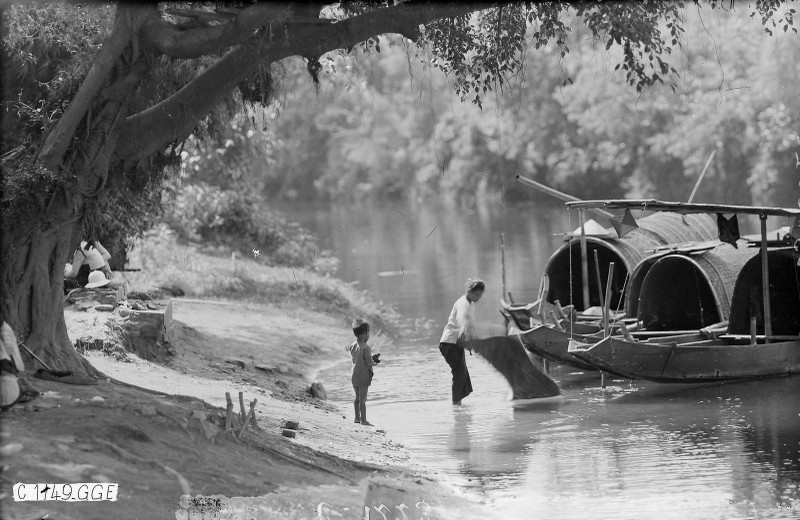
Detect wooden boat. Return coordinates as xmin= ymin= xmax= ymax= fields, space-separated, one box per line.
xmin=516 ymin=175 xmax=719 ymax=314
xmin=565 ymin=199 xmax=800 ymax=382
xmin=541 ymin=211 xmax=718 ymax=313
xmin=516 ymin=324 xmax=601 ymax=371
xmin=509 ymin=241 xmax=756 ymax=370
xmin=569 ymin=329 xmax=800 ymax=382
xmin=501 ymin=277 xmax=612 ymax=371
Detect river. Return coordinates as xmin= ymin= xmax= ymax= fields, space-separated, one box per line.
xmin=277 ymin=199 xmax=800 ymax=520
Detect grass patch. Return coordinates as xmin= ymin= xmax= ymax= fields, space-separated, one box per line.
xmin=126 ymin=225 xmax=399 ymax=335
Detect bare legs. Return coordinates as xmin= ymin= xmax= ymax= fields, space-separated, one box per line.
xmin=353 ymin=385 xmax=369 ymax=424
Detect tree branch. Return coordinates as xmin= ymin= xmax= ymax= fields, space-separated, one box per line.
xmin=38 ymin=4 xmax=150 ymax=172
xmin=140 ymin=3 xmax=294 ymax=59
xmin=115 ymin=2 xmax=486 ymax=165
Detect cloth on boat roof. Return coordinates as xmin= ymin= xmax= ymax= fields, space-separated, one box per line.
xmin=567 ymin=219 xmax=612 ymax=237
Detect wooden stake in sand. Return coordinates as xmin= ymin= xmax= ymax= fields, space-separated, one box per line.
xmin=236 ymin=399 xmax=257 ymax=439
xmin=225 ymin=392 xmax=234 ymax=430
xmin=238 ymin=391 xmax=246 ymax=427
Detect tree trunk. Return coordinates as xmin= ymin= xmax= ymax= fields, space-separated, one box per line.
xmin=2 ymin=220 xmax=101 ymax=377
xmin=3 ymin=5 xmax=148 ymax=378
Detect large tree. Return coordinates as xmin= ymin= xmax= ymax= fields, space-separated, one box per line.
xmin=1 ymin=0 xmax=794 ymax=375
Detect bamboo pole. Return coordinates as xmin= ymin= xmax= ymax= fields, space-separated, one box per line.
xmin=515 ymin=175 xmax=615 ymax=219
xmin=687 ymin=150 xmax=716 ymax=203
xmin=760 ymin=214 xmax=773 ymax=339
xmin=500 ymin=233 xmax=507 ymax=303
xmin=549 ymin=311 xmax=564 ymax=331
xmin=579 ymin=209 xmax=590 ymax=310
xmin=603 ymin=262 xmax=615 ymax=336
xmin=555 ymin=300 xmax=568 ymax=320
xmin=593 ymin=249 xmax=604 ymax=312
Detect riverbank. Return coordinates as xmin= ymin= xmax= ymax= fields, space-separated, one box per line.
xmin=2 ymin=296 xmax=492 ymax=520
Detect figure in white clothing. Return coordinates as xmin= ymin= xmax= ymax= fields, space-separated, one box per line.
xmin=439 ymin=278 xmax=484 ymax=405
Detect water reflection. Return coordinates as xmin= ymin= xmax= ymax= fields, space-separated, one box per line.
xmin=491 ymin=377 xmax=800 ymax=520
xmin=448 ymin=407 xmax=529 ymax=492
xmin=275 ymin=199 xmax=568 ymax=326
xmin=290 ymin=200 xmax=799 ymax=520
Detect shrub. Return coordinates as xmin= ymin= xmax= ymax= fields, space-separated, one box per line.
xmin=164 ymin=182 xmax=338 ymax=274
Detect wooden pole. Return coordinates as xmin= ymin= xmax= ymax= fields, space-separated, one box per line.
xmin=760 ymin=214 xmax=772 ymax=339
xmin=515 ymin=175 xmax=615 ymax=219
xmin=579 ymin=209 xmax=590 ymax=311
xmin=536 ymin=273 xmax=549 ymax=319
xmin=593 ymin=249 xmax=604 ymax=312
xmin=238 ymin=391 xmax=246 ymax=427
xmin=500 ymin=233 xmax=507 ymax=303
xmin=687 ymin=150 xmax=716 ymax=203
xmin=603 ymin=262 xmax=615 ymax=336
xmin=236 ymin=399 xmax=257 ymax=439
xmin=224 ymin=392 xmax=233 ymax=430
xmin=555 ymin=300 xmax=568 ymax=320
xmin=549 ymin=311 xmax=564 ymax=331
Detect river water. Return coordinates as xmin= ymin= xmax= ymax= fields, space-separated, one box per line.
xmin=278 ymin=199 xmax=800 ymax=520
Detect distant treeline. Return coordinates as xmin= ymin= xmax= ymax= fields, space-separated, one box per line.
xmin=182 ymin=7 xmax=799 ymax=207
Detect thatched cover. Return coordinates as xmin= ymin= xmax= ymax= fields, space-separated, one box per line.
xmin=544 ymin=212 xmax=717 ymax=311
xmin=630 ymin=244 xmax=758 ymax=330
xmin=728 ymin=250 xmax=800 ymax=335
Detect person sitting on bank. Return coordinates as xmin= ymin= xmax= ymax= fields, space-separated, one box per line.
xmin=347 ymin=319 xmax=380 ymax=426
xmin=439 ymin=278 xmax=485 ymax=405
xmin=64 ymin=240 xmax=112 ymax=289
xmin=0 ymin=311 xmax=38 ymax=410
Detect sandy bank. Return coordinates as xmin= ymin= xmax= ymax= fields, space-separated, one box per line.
xmin=1 ymin=299 xmax=492 ymax=520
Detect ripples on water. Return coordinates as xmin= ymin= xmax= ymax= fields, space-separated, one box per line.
xmin=284 ymin=200 xmax=799 ymax=520
xmin=321 ymin=344 xmax=800 ymax=520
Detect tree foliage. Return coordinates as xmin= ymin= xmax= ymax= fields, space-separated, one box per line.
xmin=251 ymin=4 xmax=799 ymax=206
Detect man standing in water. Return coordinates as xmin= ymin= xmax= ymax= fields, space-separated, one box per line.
xmin=439 ymin=279 xmax=484 ymax=405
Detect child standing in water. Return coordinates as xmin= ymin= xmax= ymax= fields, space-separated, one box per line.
xmin=348 ymin=319 xmax=379 ymax=426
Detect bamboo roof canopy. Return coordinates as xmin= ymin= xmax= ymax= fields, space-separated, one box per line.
xmin=561 ymin=198 xmax=800 ymax=334
xmin=628 ymin=244 xmax=759 ymax=331
xmin=543 ymin=212 xmax=718 ymax=311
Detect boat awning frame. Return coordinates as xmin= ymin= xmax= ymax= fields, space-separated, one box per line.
xmin=566 ymin=198 xmax=800 ymax=340
xmin=565 ymin=199 xmax=800 ymax=218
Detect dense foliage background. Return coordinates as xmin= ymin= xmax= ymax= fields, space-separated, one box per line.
xmin=177 ymin=6 xmax=799 ymax=208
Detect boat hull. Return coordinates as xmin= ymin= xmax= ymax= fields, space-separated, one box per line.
xmin=517 ymin=325 xmax=600 ymax=371
xmin=569 ymin=335 xmax=800 ymax=382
